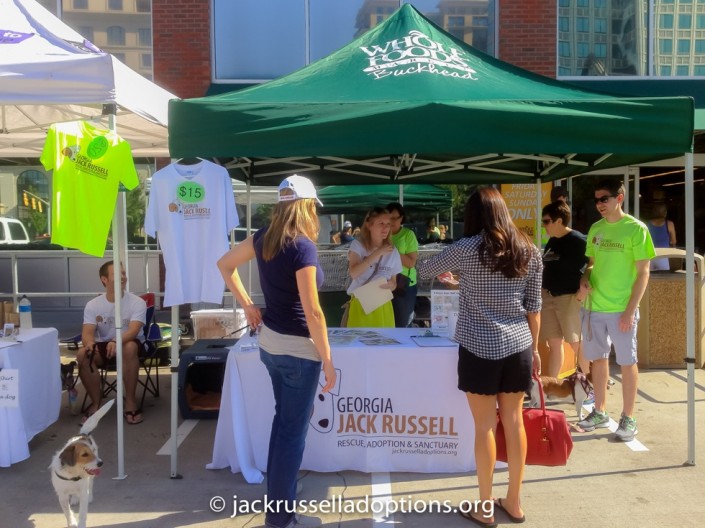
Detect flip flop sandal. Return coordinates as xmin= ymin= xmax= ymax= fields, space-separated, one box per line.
xmin=458 ymin=509 xmax=497 ymax=528
xmin=494 ymin=499 xmax=526 ymax=524
xmin=123 ymin=410 xmax=144 ymax=425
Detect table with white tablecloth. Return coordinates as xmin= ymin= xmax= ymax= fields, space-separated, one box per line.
xmin=207 ymin=328 xmax=474 ymax=484
xmin=0 ymin=328 xmax=61 ymax=467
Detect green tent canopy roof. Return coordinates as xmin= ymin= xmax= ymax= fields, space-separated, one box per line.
xmin=318 ymin=184 xmax=451 ymax=213
xmin=168 ymin=4 xmax=694 ymax=185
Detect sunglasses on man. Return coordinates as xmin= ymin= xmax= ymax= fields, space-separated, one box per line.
xmin=594 ymin=195 xmax=616 ymax=204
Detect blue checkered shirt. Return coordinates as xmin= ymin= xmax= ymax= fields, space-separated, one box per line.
xmin=417 ymin=234 xmax=543 ymax=360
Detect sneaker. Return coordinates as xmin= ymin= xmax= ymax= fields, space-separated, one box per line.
xmin=584 ymin=389 xmax=595 ymax=405
xmin=576 ymin=409 xmax=610 ymax=431
xmin=615 ymin=414 xmax=638 ymax=442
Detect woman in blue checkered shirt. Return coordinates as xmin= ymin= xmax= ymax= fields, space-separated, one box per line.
xmin=418 ymin=187 xmax=542 ymax=527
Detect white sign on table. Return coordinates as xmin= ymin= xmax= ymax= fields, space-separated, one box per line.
xmin=0 ymin=368 xmax=19 ymax=408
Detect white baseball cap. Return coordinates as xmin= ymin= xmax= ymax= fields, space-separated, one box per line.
xmin=343 ymin=220 xmax=352 ymax=229
xmin=278 ymin=175 xmax=323 ymax=206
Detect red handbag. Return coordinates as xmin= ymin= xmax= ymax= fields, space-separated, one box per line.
xmin=495 ymin=375 xmax=573 ymax=466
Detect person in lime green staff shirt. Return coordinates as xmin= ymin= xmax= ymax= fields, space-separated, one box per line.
xmin=576 ymin=179 xmax=655 ymax=442
xmin=387 ymin=202 xmax=419 ymax=327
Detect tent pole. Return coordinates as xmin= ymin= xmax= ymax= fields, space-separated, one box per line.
xmin=170 ymin=304 xmax=182 ymax=477
xmin=107 ymin=105 xmax=127 ymax=480
xmin=567 ymin=177 xmax=573 ymax=227
xmin=534 ymin=179 xmax=541 ymax=247
xmin=634 ymin=168 xmax=640 ymax=220
xmin=623 ymin=167 xmax=630 ymax=215
xmin=399 ymin=184 xmax=404 ymax=206
xmin=685 ymin=151 xmax=695 ymax=466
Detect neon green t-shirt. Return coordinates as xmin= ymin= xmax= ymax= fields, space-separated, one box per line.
xmin=391 ymin=226 xmax=419 ymax=286
xmin=585 ymin=214 xmax=656 ymax=313
xmin=41 ymin=121 xmax=139 ymax=257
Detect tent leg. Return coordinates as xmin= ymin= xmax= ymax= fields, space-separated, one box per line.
xmin=685 ymin=152 xmax=696 ymax=466
xmin=170 ymin=304 xmax=183 ymax=478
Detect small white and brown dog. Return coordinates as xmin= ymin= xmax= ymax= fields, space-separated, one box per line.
xmin=50 ymin=399 xmax=114 ymax=528
xmin=529 ymin=371 xmax=592 ymax=419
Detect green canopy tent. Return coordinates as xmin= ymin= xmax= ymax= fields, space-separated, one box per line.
xmin=168 ymin=4 xmax=698 ymax=464
xmin=318 ymin=184 xmax=451 ymax=213
xmin=169 ymin=4 xmax=693 ymax=185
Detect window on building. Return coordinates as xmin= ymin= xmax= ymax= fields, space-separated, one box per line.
xmin=678 ymin=39 xmax=691 ymax=54
xmin=577 ymin=42 xmax=589 ymax=58
xmin=695 ymin=65 xmax=705 ymax=75
xmin=138 ymin=28 xmax=152 ymax=47
xmin=107 ymin=26 xmax=125 ymax=46
xmin=660 ymin=14 xmax=674 ymax=30
xmin=595 ymin=42 xmax=607 ymax=57
xmin=73 ymin=0 xmax=87 ymax=9
xmin=679 ymin=14 xmax=692 ymax=30
xmin=213 ymin=0 xmax=497 ymax=82
xmin=136 ymin=0 xmax=151 ymax=12
xmin=696 ymin=39 xmax=705 ymax=53
xmin=676 ymin=65 xmax=690 ymax=75
xmin=559 ymin=41 xmax=571 ymax=57
xmin=108 ymin=0 xmax=123 ymax=11
xmin=577 ymin=0 xmax=589 ymax=6
xmin=660 ymin=65 xmax=672 ymax=75
xmin=558 ymin=0 xmax=705 ymax=77
xmin=112 ymin=52 xmax=126 ymax=63
xmin=78 ymin=26 xmax=94 ymax=42
xmin=141 ymin=53 xmax=152 ymax=68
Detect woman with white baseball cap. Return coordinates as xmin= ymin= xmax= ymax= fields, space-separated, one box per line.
xmin=217 ymin=174 xmax=334 ymax=528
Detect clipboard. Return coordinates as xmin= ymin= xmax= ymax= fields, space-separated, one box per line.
xmin=351 ymin=276 xmax=393 ymax=314
xmin=411 ymin=335 xmax=456 ymax=347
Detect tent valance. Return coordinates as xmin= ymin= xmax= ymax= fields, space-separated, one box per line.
xmin=319 ymin=184 xmax=451 ymax=213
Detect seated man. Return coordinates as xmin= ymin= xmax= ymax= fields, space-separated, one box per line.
xmin=76 ymin=260 xmax=146 ymax=425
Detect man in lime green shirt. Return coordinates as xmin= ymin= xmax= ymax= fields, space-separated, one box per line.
xmin=576 ymin=179 xmax=655 ymax=441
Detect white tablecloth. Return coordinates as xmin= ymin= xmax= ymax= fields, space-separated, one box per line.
xmin=208 ymin=328 xmax=474 ymax=483
xmin=0 ymin=328 xmax=61 ymax=467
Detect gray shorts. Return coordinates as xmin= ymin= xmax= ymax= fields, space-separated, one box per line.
xmin=580 ymin=308 xmax=639 ymax=366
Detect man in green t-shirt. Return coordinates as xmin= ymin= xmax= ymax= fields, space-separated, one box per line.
xmin=576 ymin=179 xmax=655 ymax=441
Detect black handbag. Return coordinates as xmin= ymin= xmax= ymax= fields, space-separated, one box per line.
xmin=393 ymin=271 xmax=411 ymax=298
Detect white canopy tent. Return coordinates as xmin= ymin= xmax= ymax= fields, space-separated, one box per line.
xmin=0 ymin=0 xmax=176 ymax=478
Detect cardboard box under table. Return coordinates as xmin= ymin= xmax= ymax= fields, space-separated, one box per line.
xmin=178 ymin=339 xmax=237 ymax=419
xmin=190 ymin=308 xmax=246 ymax=340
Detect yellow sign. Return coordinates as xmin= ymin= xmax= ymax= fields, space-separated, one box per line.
xmin=500 ymin=183 xmax=553 ymax=241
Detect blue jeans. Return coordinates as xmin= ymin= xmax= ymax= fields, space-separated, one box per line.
xmin=260 ymin=349 xmax=321 ymax=528
xmin=392 ymin=283 xmax=418 ymax=328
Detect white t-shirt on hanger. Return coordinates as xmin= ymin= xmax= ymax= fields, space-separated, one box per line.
xmin=145 ymin=160 xmax=239 ymax=306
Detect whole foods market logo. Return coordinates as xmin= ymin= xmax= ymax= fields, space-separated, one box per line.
xmin=360 ymin=30 xmax=477 ymax=81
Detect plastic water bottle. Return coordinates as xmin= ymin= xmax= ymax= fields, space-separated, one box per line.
xmin=18 ymin=295 xmax=33 ymax=330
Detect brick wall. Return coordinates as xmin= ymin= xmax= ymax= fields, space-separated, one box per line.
xmin=153 ymin=0 xmax=211 ymax=98
xmin=498 ymin=0 xmax=556 ymax=78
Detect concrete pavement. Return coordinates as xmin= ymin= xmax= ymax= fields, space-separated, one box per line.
xmin=2 ymin=353 xmax=704 ymax=528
